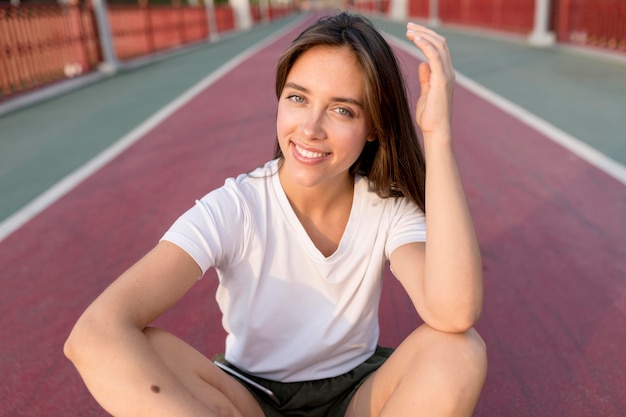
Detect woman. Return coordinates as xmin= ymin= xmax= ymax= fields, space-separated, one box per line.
xmin=65 ymin=12 xmax=487 ymax=417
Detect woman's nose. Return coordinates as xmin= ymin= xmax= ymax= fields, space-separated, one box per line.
xmin=299 ymin=111 xmax=326 ymax=140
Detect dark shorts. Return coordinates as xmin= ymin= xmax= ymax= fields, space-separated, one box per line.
xmin=213 ymin=346 xmax=394 ymax=417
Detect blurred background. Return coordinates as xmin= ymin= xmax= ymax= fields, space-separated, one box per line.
xmin=1 ymin=2 xmax=625 ymax=417
xmin=1 ymin=0 xmax=624 ymax=105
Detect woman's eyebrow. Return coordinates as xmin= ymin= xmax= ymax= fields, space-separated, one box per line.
xmin=284 ymin=82 xmax=363 ymax=108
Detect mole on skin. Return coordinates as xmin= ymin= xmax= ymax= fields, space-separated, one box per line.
xmin=151 ymin=385 xmax=161 ymax=393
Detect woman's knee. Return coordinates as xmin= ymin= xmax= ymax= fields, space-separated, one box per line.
xmin=401 ymin=326 xmax=487 ymax=411
xmin=350 ymin=326 xmax=487 ymax=416
xmin=450 ymin=327 xmax=487 ymax=384
xmin=437 ymin=326 xmax=486 ymax=364
xmin=410 ymin=323 xmax=485 ymax=353
xmin=399 ymin=324 xmax=487 ymax=387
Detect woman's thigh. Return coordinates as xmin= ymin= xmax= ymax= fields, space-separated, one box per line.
xmin=144 ymin=327 xmax=265 ymax=417
xmin=345 ymin=324 xmax=487 ymax=417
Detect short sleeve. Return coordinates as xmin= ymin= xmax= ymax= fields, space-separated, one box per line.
xmin=384 ymin=198 xmax=426 ymax=259
xmin=160 ymin=183 xmax=247 ymax=275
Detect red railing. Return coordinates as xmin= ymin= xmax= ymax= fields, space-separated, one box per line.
xmin=351 ymin=0 xmax=534 ymax=33
xmin=0 ymin=2 xmax=239 ymax=99
xmin=214 ymin=5 xmax=236 ymax=33
xmin=408 ymin=0 xmax=429 ymax=19
xmin=348 ymin=0 xmax=391 ymax=14
xmin=438 ymin=0 xmax=535 ymax=34
xmin=554 ymin=0 xmax=626 ymax=50
xmin=108 ymin=5 xmax=237 ymax=60
xmin=0 ymin=3 xmax=100 ymax=99
xmin=250 ymin=4 xmax=298 ymax=23
xmin=403 ymin=0 xmax=625 ymax=51
xmin=108 ymin=5 xmax=213 ymax=60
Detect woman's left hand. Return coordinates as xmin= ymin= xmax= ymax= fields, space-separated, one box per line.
xmin=406 ymin=23 xmax=455 ymax=140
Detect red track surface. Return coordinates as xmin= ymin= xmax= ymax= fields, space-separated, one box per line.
xmin=1 ymin=18 xmax=625 ymax=417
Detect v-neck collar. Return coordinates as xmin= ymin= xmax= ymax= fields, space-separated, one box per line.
xmin=271 ymin=162 xmax=362 ymax=262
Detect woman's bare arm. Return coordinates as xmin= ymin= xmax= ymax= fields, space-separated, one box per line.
xmin=390 ymin=24 xmax=483 ymax=333
xmin=64 ymin=241 xmax=220 ymax=417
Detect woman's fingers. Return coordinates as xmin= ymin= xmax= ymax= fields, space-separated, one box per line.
xmin=405 ymin=22 xmax=455 ymax=137
xmin=406 ymin=22 xmax=447 ymax=47
xmin=418 ymin=62 xmax=432 ymax=95
xmin=406 ymin=22 xmax=454 ymax=80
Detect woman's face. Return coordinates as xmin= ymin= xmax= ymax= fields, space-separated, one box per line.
xmin=276 ymin=45 xmax=371 ymax=191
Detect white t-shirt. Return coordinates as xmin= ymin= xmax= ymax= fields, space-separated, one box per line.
xmin=162 ymin=159 xmax=426 ymax=382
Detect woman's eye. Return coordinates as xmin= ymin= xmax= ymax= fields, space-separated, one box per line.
xmin=336 ymin=107 xmax=354 ymax=117
xmin=287 ymin=94 xmax=304 ymax=103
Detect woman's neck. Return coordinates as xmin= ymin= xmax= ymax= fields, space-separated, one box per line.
xmin=278 ymin=167 xmax=355 ymax=257
xmin=279 ymin=170 xmax=355 ymax=217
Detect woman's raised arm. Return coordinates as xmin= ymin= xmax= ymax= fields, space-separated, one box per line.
xmin=390 ymin=23 xmax=483 ymax=333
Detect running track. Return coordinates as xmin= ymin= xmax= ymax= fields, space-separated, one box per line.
xmin=1 ymin=13 xmax=625 ymax=417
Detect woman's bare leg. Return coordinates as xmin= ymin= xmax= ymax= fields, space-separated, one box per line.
xmin=143 ymin=327 xmax=265 ymax=417
xmin=346 ymin=324 xmax=487 ymax=417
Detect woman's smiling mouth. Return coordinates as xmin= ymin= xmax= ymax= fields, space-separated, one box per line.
xmin=294 ymin=143 xmax=330 ymax=159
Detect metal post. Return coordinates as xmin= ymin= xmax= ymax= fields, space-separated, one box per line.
xmin=229 ymin=0 xmax=252 ymax=30
xmin=91 ymin=0 xmax=119 ymax=73
xmin=429 ymin=0 xmax=439 ymax=26
xmin=204 ymin=0 xmax=220 ymax=42
xmin=529 ymin=0 xmax=556 ymax=46
xmin=389 ymin=0 xmax=407 ymax=21
xmin=260 ymin=0 xmax=270 ymax=24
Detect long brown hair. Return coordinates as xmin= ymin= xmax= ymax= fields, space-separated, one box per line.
xmin=274 ymin=12 xmax=426 ymax=212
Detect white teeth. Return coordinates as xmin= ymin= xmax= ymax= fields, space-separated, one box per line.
xmin=295 ymin=144 xmax=328 ymax=159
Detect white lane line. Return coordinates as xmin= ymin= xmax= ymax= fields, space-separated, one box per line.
xmin=387 ymin=34 xmax=626 ymax=187
xmin=0 ymin=17 xmax=305 ymax=243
